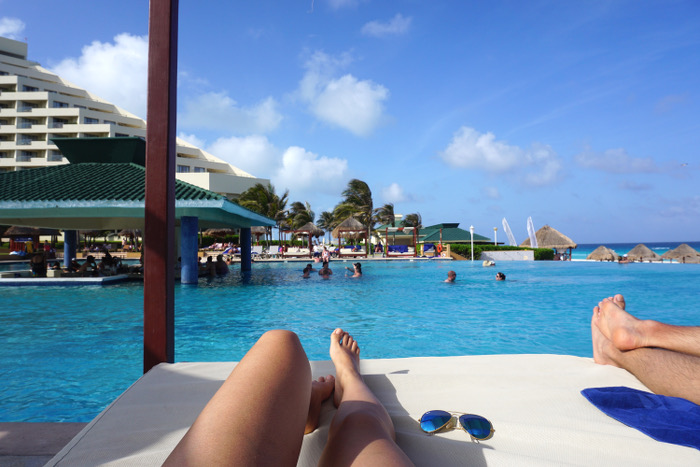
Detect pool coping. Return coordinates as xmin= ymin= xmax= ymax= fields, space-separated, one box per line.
xmin=0 ymin=274 xmax=130 ymax=286
xmin=0 ymin=422 xmax=86 ymax=466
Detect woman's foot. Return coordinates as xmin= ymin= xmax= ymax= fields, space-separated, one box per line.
xmin=330 ymin=328 xmax=361 ymax=407
xmin=305 ymin=375 xmax=335 ymax=434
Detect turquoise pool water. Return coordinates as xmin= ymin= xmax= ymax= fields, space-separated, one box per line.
xmin=1 ymin=259 xmax=699 ymax=422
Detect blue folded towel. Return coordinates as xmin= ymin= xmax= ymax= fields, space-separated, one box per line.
xmin=581 ymin=386 xmax=700 ymax=450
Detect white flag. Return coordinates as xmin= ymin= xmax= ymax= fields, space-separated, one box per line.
xmin=527 ymin=217 xmax=538 ymax=248
xmin=502 ymin=218 xmax=517 ymax=246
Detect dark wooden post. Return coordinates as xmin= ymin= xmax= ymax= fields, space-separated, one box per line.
xmin=144 ymin=0 xmax=178 ymax=373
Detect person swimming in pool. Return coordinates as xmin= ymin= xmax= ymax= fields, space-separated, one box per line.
xmin=495 ymin=272 xmax=506 ymax=281
xmin=302 ymin=263 xmax=313 ymax=278
xmin=319 ymin=261 xmax=332 ymax=278
xmin=164 ymin=329 xmax=413 ymax=466
xmin=345 ymin=262 xmax=362 ymax=277
xmin=444 ymin=270 xmax=456 ymax=282
xmin=591 ymin=294 xmax=700 ymax=405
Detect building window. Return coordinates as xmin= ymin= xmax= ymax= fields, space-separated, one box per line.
xmin=176 ymin=165 xmax=191 ymax=173
xmin=52 ymin=101 xmax=69 ymax=108
xmin=84 ymin=117 xmax=99 ymax=124
xmin=22 ymin=85 xmax=39 ymax=92
xmin=193 ymin=167 xmax=206 ymax=173
xmin=48 ymin=151 xmax=63 ymax=162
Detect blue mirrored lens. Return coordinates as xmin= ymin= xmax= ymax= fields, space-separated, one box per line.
xmin=420 ymin=410 xmax=452 ymax=432
xmin=459 ymin=414 xmax=492 ymax=439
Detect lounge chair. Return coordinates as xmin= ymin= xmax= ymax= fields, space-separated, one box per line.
xmin=47 ymin=354 xmax=699 ymax=466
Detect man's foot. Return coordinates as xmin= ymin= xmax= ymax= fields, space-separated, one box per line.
xmin=591 ymin=310 xmax=622 ymax=367
xmin=329 ymin=328 xmax=361 ymax=407
xmin=595 ymin=295 xmax=647 ymax=351
xmin=305 ymin=375 xmax=335 ymax=434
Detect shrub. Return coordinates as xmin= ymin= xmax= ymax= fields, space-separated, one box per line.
xmin=446 ymin=244 xmax=554 ymax=261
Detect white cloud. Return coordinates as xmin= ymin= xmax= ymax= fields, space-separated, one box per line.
xmin=574 ymin=147 xmax=658 ymax=173
xmin=179 ymin=92 xmax=282 ymax=134
xmin=51 ymin=33 xmax=148 ymax=118
xmin=523 ymin=143 xmax=563 ymax=186
xmin=619 ymin=181 xmax=652 ymax=191
xmin=382 ymin=182 xmax=408 ymax=203
xmin=660 ymin=195 xmax=700 ymax=218
xmin=361 ymin=14 xmax=412 ymax=37
xmin=273 ymin=146 xmax=348 ymax=195
xmin=439 ymin=126 xmax=562 ymax=186
xmin=0 ymin=17 xmax=25 ymax=40
xmin=177 ymin=132 xmax=206 ymax=149
xmin=207 ymin=135 xmax=280 ymax=177
xmin=484 ymin=186 xmax=501 ymax=200
xmin=203 ymin=135 xmax=348 ymax=195
xmin=298 ymin=51 xmax=389 ymax=136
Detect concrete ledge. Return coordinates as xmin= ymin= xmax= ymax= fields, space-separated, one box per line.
xmin=0 ymin=423 xmax=86 ymax=459
xmin=481 ymin=250 xmax=534 ymax=261
xmin=0 ymin=274 xmax=129 ymax=286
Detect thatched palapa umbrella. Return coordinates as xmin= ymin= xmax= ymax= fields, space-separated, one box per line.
xmin=661 ymin=244 xmax=700 ymax=263
xmin=332 ymin=217 xmax=368 ymax=257
xmin=251 ymin=226 xmax=267 ymax=244
xmin=332 ymin=217 xmax=366 ymax=241
xmin=519 ymin=225 xmax=577 ymax=260
xmin=625 ymin=244 xmax=661 ymax=262
xmin=293 ymin=222 xmax=324 ymax=258
xmin=587 ymin=245 xmax=618 ymax=261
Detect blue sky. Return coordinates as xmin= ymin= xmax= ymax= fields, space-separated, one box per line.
xmin=1 ymin=0 xmax=699 ymax=243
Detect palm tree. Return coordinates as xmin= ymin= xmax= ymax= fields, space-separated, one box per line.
xmin=403 ymin=212 xmax=423 ymax=241
xmin=334 ymin=179 xmax=374 ymax=248
xmin=288 ymin=201 xmax=315 ymax=230
xmin=316 ymin=211 xmax=335 ymax=244
xmin=374 ymin=203 xmax=395 ymax=227
xmin=238 ymin=183 xmax=289 ymax=246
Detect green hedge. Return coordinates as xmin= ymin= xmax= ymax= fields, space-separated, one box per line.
xmin=449 ymin=244 xmax=554 ymax=261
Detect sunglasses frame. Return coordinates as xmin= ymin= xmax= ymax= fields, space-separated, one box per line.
xmin=418 ymin=410 xmax=495 ymax=441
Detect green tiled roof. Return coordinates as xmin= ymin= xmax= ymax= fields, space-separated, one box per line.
xmin=419 ymin=224 xmax=491 ymax=243
xmin=0 ymin=161 xmax=275 ymax=230
xmin=0 ymin=163 xmax=223 ymax=202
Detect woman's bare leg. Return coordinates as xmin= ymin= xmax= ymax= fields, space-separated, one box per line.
xmin=319 ymin=329 xmax=414 ymax=467
xmin=165 ymin=330 xmax=333 ymax=467
xmin=595 ymin=294 xmax=700 ymax=357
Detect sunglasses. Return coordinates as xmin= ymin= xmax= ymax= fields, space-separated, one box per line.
xmin=418 ymin=410 xmax=494 ymax=440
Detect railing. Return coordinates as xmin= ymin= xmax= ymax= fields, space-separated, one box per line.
xmin=17 ymin=122 xmax=32 ymax=129
xmin=49 ymin=122 xmax=64 ymax=128
xmin=17 ymin=106 xmax=34 ymax=112
xmin=17 ymin=139 xmax=32 ymax=146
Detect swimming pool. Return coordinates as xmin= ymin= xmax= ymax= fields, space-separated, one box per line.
xmin=1 ymin=259 xmax=699 ymax=422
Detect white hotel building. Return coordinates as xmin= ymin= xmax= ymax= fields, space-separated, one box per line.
xmin=0 ymin=36 xmax=267 ymax=199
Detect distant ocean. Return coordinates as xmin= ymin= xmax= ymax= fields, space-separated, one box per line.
xmin=571 ymin=241 xmax=700 ymax=260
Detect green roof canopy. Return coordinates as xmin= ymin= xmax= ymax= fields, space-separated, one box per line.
xmin=419 ymin=223 xmax=491 ymax=243
xmin=53 ymin=136 xmax=147 ymax=165
xmin=0 ymin=156 xmax=274 ymax=231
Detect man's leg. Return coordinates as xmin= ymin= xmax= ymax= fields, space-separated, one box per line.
xmin=595 ymin=294 xmax=700 ymax=357
xmin=165 ymin=330 xmax=333 ymax=467
xmin=319 ymin=329 xmax=414 ymax=467
xmin=592 ymin=306 xmax=700 ymax=405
